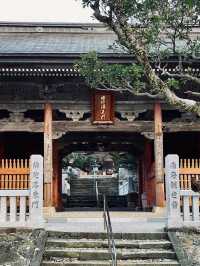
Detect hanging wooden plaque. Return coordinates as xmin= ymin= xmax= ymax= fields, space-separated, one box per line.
xmin=92 ymin=91 xmax=114 ymax=124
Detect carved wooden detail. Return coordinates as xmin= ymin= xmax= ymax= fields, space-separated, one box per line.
xmin=120 ymin=109 xmax=146 ymax=121
xmin=121 ymin=111 xmax=138 ymax=121
xmin=60 ymin=109 xmax=87 ymax=122
xmin=53 ymin=131 xmax=66 ymax=140
xmin=172 ymin=112 xmax=200 ymax=122
xmin=141 ymin=132 xmax=154 ymax=140
xmin=0 ymin=112 xmax=33 ymax=122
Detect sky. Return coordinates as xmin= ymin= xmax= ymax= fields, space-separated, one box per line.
xmin=0 ymin=0 xmax=96 ymax=23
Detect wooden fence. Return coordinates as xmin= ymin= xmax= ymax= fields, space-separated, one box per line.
xmin=0 ymin=159 xmax=30 ymax=190
xmin=180 ymin=159 xmax=200 ymax=190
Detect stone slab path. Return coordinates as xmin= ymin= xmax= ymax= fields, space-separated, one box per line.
xmin=45 ymin=211 xmax=166 ymax=233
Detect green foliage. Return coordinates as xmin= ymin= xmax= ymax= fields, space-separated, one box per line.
xmin=81 ymin=0 xmax=200 ymax=51
xmin=62 ymin=152 xmax=135 ymax=172
xmin=75 ymin=51 xmax=145 ymax=93
xmin=110 ymin=152 xmax=135 ymax=170
xmin=62 ymin=152 xmax=96 ymax=171
xmin=78 ymin=0 xmax=200 ymax=109
xmin=166 ymin=78 xmax=181 ymax=90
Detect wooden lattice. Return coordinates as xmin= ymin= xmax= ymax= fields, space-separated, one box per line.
xmin=180 ymin=159 xmax=200 ymax=190
xmin=0 ymin=159 xmax=30 ymax=190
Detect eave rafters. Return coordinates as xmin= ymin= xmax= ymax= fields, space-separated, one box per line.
xmin=0 ymin=65 xmax=200 ymax=77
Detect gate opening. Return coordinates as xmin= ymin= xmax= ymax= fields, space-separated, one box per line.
xmin=61 ymin=151 xmax=139 ymax=210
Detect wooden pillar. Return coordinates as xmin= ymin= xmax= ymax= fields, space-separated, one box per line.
xmin=154 ymin=103 xmax=165 ymax=207
xmin=144 ymin=141 xmax=156 ymax=207
xmin=44 ymin=103 xmax=53 ymax=207
xmin=0 ymin=134 xmax=5 ymax=159
xmin=53 ymin=140 xmax=62 ymax=209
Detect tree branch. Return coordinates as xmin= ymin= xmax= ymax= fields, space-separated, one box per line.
xmin=90 ymin=0 xmax=112 ymax=24
xmin=185 ymin=91 xmax=200 ymax=98
xmin=89 ymin=0 xmax=200 ymax=116
xmin=159 ymin=67 xmax=200 ymax=85
xmin=98 ymin=82 xmax=163 ymax=99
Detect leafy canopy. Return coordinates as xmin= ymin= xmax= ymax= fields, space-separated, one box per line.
xmin=76 ymin=0 xmax=200 ymax=114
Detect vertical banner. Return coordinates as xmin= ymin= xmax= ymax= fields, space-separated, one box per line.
xmin=30 ymin=155 xmax=44 ymax=227
xmin=92 ymin=91 xmax=114 ymax=124
xmin=165 ymin=154 xmax=181 ymax=228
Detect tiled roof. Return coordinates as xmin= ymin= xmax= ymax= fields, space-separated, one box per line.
xmin=0 ymin=24 xmax=122 ymax=54
xmin=0 ymin=22 xmax=199 ymax=56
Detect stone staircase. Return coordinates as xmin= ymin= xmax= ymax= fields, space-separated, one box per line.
xmin=41 ymin=232 xmax=180 ymax=266
xmin=66 ymin=195 xmax=127 ymax=208
xmin=70 ymin=177 xmax=119 ymax=196
xmin=63 ymin=176 xmax=128 ymax=209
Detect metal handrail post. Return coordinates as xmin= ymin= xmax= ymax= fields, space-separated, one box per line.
xmin=103 ymin=194 xmax=117 ymax=266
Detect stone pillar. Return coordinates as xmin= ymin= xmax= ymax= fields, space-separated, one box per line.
xmin=30 ymin=155 xmax=44 ymax=227
xmin=44 ymin=103 xmax=53 ymax=207
xmin=165 ymin=154 xmax=181 ymax=228
xmin=154 ymin=103 xmax=165 ymax=207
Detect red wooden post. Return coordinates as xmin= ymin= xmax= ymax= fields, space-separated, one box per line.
xmin=154 ymin=103 xmax=165 ymax=207
xmin=144 ymin=141 xmax=156 ymax=207
xmin=53 ymin=140 xmax=62 ymax=209
xmin=44 ymin=103 xmax=53 ymax=207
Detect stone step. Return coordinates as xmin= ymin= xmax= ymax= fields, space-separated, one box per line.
xmin=47 ymin=232 xmax=168 ymax=240
xmin=70 ymin=177 xmax=119 ymax=198
xmin=46 ymin=238 xmax=172 ymax=249
xmin=44 ymin=248 xmax=176 ymax=260
xmin=66 ymin=198 xmax=127 ymax=208
xmin=42 ymin=259 xmax=180 ymax=266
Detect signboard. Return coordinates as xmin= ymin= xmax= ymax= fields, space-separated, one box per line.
xmin=92 ymin=91 xmax=114 ymax=124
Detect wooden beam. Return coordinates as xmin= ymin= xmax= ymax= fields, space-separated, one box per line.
xmin=44 ymin=103 xmax=53 ymax=207
xmin=0 ymin=120 xmax=200 ymax=133
xmin=163 ymin=122 xmax=200 ymax=132
xmin=52 ymin=121 xmax=154 ymax=135
xmin=154 ymin=103 xmax=165 ymax=207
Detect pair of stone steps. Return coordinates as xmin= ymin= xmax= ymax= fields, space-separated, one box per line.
xmin=42 ymin=232 xmax=180 ymax=266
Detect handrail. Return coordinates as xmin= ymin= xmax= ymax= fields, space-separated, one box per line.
xmin=95 ymin=179 xmax=99 ymax=206
xmin=103 ymin=194 xmax=117 ymax=266
xmin=119 ymin=181 xmax=129 ymax=195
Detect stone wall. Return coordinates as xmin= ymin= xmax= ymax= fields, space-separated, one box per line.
xmin=168 ymin=228 xmax=200 ymax=266
xmin=0 ymin=228 xmax=47 ymax=266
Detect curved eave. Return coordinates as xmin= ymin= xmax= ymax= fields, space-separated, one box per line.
xmin=0 ymin=53 xmax=199 ymax=78
xmin=0 ymin=52 xmax=134 ymax=64
xmin=0 ymin=52 xmax=199 ymax=64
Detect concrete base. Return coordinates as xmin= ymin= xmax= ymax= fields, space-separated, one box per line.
xmin=45 ymin=216 xmax=166 ymax=233
xmin=153 ymin=206 xmax=167 ymax=217
xmin=43 ymin=210 xmax=166 ymax=233
xmin=43 ymin=207 xmax=56 ymax=218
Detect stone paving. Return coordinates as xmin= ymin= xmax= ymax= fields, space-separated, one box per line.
xmin=44 ymin=211 xmax=166 ymax=233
